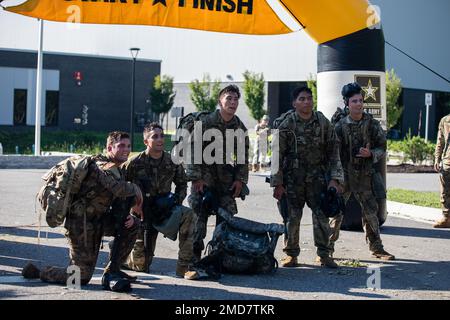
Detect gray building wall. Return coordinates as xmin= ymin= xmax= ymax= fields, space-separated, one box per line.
xmin=0 ymin=49 xmax=161 ymax=132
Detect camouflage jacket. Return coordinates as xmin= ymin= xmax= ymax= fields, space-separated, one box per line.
xmin=122 ymin=151 xmax=187 ymax=205
xmin=435 ymin=114 xmax=450 ymax=169
xmin=335 ymin=113 xmax=386 ymax=192
xmin=71 ymin=154 xmax=139 ymax=219
xmin=270 ymin=110 xmax=344 ymax=187
xmin=185 ymin=109 xmax=249 ymax=185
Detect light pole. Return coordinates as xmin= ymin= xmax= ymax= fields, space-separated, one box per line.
xmin=129 ymin=47 xmax=140 ymax=151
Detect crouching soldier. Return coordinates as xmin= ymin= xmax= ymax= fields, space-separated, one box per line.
xmin=23 ymin=132 xmax=143 ymax=292
xmin=122 ymin=122 xmax=200 ymax=280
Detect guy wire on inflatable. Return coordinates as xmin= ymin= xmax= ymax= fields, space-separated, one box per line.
xmin=3 ymin=0 xmax=387 ymax=229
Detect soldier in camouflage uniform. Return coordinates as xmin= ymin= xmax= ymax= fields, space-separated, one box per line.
xmin=270 ymin=86 xmax=343 ymax=268
xmin=433 ymin=114 xmax=450 ymax=228
xmin=22 ymin=132 xmax=143 ymax=291
xmin=331 ymin=83 xmax=395 ymax=260
xmin=185 ymin=85 xmax=249 ymax=261
xmin=122 ymin=122 xmax=200 ymax=279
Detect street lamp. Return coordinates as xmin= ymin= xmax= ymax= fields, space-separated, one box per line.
xmin=129 ymin=47 xmax=140 ymax=151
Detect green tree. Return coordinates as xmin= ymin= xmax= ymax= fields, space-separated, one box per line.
xmin=306 ymin=74 xmax=317 ymax=111
xmin=386 ymin=69 xmax=403 ymax=130
xmin=243 ymin=71 xmax=266 ymax=121
xmin=189 ymin=74 xmax=221 ymax=112
xmin=149 ymin=75 xmax=176 ymax=124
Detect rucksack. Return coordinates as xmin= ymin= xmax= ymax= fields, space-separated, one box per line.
xmin=37 ymin=155 xmax=93 ymax=228
xmin=197 ymin=208 xmax=284 ymax=276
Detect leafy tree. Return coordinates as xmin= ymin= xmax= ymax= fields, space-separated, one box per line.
xmin=189 ymin=74 xmax=221 ymax=112
xmin=386 ymin=69 xmax=403 ymax=130
xmin=243 ymin=70 xmax=266 ymax=121
xmin=149 ymin=75 xmax=176 ymax=124
xmin=306 ymin=74 xmax=317 ymax=111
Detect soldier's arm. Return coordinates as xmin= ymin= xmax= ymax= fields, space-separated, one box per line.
xmin=173 ymin=164 xmax=188 ymax=204
xmin=327 ymin=123 xmax=344 ymax=183
xmin=90 ymin=162 xmax=140 ymax=198
xmin=235 ymin=131 xmax=249 ymax=184
xmin=369 ymin=121 xmax=387 ymax=164
xmin=270 ymin=129 xmax=289 ymax=187
xmin=435 ymin=118 xmax=445 ymax=164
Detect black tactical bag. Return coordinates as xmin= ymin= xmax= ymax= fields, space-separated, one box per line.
xmin=196 ymin=208 xmax=284 ymax=277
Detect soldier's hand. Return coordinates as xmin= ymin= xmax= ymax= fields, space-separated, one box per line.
xmin=230 ymin=180 xmax=243 ymax=198
xmin=356 ymin=144 xmax=372 ymax=158
xmin=434 ymin=162 xmax=441 ymax=172
xmin=193 ymin=180 xmax=207 ymax=193
xmin=124 ymin=214 xmax=135 ymax=229
xmin=273 ymin=185 xmax=286 ymax=200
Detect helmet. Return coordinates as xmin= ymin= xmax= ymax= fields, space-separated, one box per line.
xmin=341 ymin=82 xmax=362 ymax=106
xmin=262 ymin=115 xmax=269 ymax=121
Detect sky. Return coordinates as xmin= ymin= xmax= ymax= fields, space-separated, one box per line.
xmin=0 ymin=0 xmax=450 ymax=91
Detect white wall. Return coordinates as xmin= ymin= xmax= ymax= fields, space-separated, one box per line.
xmin=0 ymin=67 xmax=59 ymax=125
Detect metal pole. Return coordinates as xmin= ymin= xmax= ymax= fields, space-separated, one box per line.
xmin=34 ymin=19 xmax=44 ymax=156
xmin=425 ymin=104 xmax=430 ymax=141
xmin=130 ymin=57 xmax=136 ymax=151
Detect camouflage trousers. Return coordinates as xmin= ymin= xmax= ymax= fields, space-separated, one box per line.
xmin=124 ymin=205 xmax=196 ymax=272
xmin=329 ymin=191 xmax=384 ymax=255
xmin=284 ymin=180 xmax=332 ymax=258
xmin=188 ymin=188 xmax=238 ymax=259
xmin=39 ymin=212 xmax=139 ymax=285
xmin=439 ymin=170 xmax=450 ymax=218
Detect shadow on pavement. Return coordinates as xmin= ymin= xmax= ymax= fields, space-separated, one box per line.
xmin=0 ymin=226 xmax=65 ymax=239
xmin=380 ymin=225 xmax=450 ymax=239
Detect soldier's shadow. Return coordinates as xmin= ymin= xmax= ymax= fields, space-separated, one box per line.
xmin=378 ymin=225 xmax=450 ymax=239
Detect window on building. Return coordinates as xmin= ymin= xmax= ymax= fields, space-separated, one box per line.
xmin=13 ymin=89 xmax=27 ymax=126
xmin=46 ymin=90 xmax=59 ymax=126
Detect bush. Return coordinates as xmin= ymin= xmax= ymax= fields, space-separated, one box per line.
xmin=389 ymin=134 xmax=435 ymax=164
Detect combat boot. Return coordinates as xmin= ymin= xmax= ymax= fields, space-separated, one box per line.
xmin=280 ymin=256 xmax=299 ymax=267
xmin=372 ymin=249 xmax=395 ymax=260
xmin=22 ymin=262 xmax=40 ymax=279
xmin=116 ymin=270 xmax=138 ymax=282
xmin=433 ymin=217 xmax=450 ymax=228
xmin=176 ymin=265 xmax=200 ymax=280
xmin=316 ymin=256 xmax=338 ymax=269
xmin=102 ymin=272 xmax=132 ymax=292
xmin=39 ymin=266 xmax=68 ymax=284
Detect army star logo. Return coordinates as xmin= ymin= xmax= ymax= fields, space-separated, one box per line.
xmin=362 ymin=79 xmax=379 ymax=102
xmin=153 ymin=0 xmax=167 ymax=6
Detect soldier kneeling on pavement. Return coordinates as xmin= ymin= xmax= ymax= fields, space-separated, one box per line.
xmin=121 ymin=122 xmax=200 ymax=280
xmin=23 ymin=132 xmax=143 ymax=292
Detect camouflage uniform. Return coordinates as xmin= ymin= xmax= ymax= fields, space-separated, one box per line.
xmin=435 ymin=114 xmax=450 ymax=219
xmin=270 ymin=110 xmax=344 ymax=259
xmin=122 ymin=151 xmax=196 ymax=272
xmin=185 ymin=110 xmax=249 ymax=258
xmin=40 ymin=155 xmax=140 ymax=285
xmin=332 ymin=113 xmax=386 ymax=253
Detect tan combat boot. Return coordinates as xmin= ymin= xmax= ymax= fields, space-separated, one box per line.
xmin=316 ymin=256 xmax=338 ymax=269
xmin=176 ymin=265 xmax=200 ymax=280
xmin=22 ymin=262 xmax=41 ymax=279
xmin=280 ymin=256 xmax=299 ymax=267
xmin=433 ymin=217 xmax=450 ymax=228
xmin=372 ymin=249 xmax=395 ymax=260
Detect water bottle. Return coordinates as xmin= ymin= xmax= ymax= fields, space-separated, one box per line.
xmin=0 ymin=142 xmax=3 ymax=155
xmin=15 ymin=145 xmax=19 ymax=154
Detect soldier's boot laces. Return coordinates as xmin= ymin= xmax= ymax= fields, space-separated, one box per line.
xmin=316 ymin=256 xmax=338 ymax=269
xmin=280 ymin=256 xmax=299 ymax=268
xmin=22 ymin=262 xmax=41 ymax=279
xmin=176 ymin=265 xmax=201 ymax=280
xmin=433 ymin=217 xmax=450 ymax=228
xmin=372 ymin=249 xmax=395 ymax=260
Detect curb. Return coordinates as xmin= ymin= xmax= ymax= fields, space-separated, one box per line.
xmin=387 ymin=200 xmax=442 ymax=225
